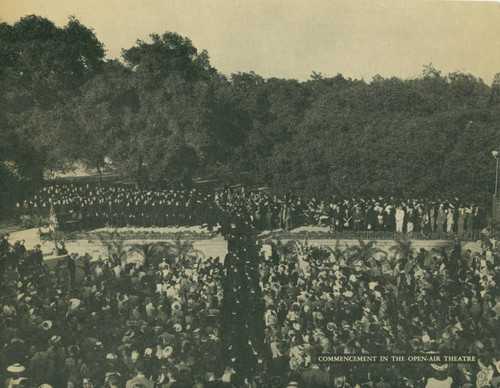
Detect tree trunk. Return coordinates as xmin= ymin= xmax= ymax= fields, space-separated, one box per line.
xmin=135 ymin=155 xmax=148 ymax=189
xmin=97 ymin=166 xmax=102 ymax=187
xmin=30 ymin=165 xmax=45 ymax=191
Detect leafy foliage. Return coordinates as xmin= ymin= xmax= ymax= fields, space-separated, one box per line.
xmin=0 ymin=15 xmax=105 ymax=189
xmin=325 ymin=240 xmax=349 ymax=263
xmin=92 ymin=230 xmax=129 ymax=266
xmin=76 ymin=254 xmax=98 ymax=278
xmin=346 ymin=239 xmax=387 ymax=272
xmin=269 ymin=239 xmax=295 ymax=262
xmin=389 ymin=238 xmax=415 ymax=260
xmin=168 ymin=235 xmax=204 ymax=265
xmin=2 ymin=16 xmax=499 ymax=208
xmin=131 ymin=242 xmax=172 ymax=267
xmin=19 ymin=214 xmax=49 ymax=229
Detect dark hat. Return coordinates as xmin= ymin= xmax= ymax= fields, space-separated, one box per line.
xmin=68 ymin=345 xmax=80 ymax=357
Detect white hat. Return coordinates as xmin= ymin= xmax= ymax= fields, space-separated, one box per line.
xmin=430 ymin=363 xmax=449 ymax=371
xmin=7 ymin=364 xmax=25 ymax=373
xmin=163 ymin=346 xmax=173 ymax=358
xmin=50 ymin=335 xmax=61 ymax=344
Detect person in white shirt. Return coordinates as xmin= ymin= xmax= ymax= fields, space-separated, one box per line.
xmin=426 ymin=375 xmax=452 ymax=388
xmin=395 ymin=205 xmax=405 ymax=233
xmin=426 ymin=368 xmax=452 ymax=388
xmin=446 ymin=208 xmax=455 ymax=234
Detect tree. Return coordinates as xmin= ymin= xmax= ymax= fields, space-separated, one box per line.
xmin=106 ymin=32 xmax=220 ymax=187
xmin=389 ymin=238 xmax=415 ymax=260
xmin=131 ymin=242 xmax=171 ymax=267
xmin=347 ymin=239 xmax=386 ymax=271
xmin=2 ymin=19 xmax=499 ymax=206
xmin=388 ymin=238 xmax=415 ymax=273
xmin=106 ymin=76 xmax=214 ymax=187
xmin=0 ymin=15 xmax=105 ymax=188
xmin=93 ymin=231 xmax=129 ymax=266
xmin=325 ymin=240 xmax=349 ymax=264
xmin=67 ymin=60 xmax=135 ymax=184
xmin=168 ymin=235 xmax=203 ymax=265
xmin=122 ymin=32 xmax=215 ymax=85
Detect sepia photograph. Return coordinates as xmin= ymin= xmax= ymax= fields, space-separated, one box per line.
xmin=1 ymin=0 xmax=500 ymax=386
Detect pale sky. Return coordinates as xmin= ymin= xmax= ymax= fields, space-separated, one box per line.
xmin=1 ymin=0 xmax=500 ymax=83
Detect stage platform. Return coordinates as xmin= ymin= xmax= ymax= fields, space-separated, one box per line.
xmin=7 ymin=226 xmax=482 ymax=266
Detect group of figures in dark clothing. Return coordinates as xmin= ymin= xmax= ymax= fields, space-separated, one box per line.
xmin=2 ymin=209 xmax=500 ymax=387
xmin=16 ymin=184 xmax=487 ymax=238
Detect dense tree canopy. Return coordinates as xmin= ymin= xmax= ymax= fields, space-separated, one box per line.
xmin=0 ymin=15 xmax=105 ymax=187
xmin=1 ymin=15 xmax=499 ymax=218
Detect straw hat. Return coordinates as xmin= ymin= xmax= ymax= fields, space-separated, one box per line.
xmin=7 ymin=364 xmax=25 ymax=373
xmin=173 ymin=323 xmax=182 ymax=332
xmin=50 ymin=335 xmax=61 ymax=344
xmin=163 ymin=346 xmax=173 ymax=358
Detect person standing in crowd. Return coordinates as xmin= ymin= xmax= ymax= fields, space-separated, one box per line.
xmin=395 ymin=205 xmax=405 ymax=233
xmin=421 ymin=212 xmax=431 ymax=237
xmin=66 ymin=252 xmax=76 ymax=290
xmin=280 ymin=203 xmax=291 ymax=230
xmin=327 ymin=203 xmax=338 ymax=232
xmin=466 ymin=206 xmax=474 ymax=239
xmin=473 ymin=206 xmax=486 ymax=241
xmin=265 ymin=201 xmax=274 ymax=231
xmin=125 ymin=367 xmax=154 ymax=388
xmin=457 ymin=207 xmax=466 ymax=238
xmin=0 ymin=233 xmax=10 ymax=253
xmin=342 ymin=206 xmax=351 ymax=231
xmin=429 ymin=203 xmax=436 ymax=233
xmin=365 ymin=203 xmax=376 ymax=231
xmin=436 ymin=204 xmax=446 ymax=235
xmin=352 ymin=204 xmax=363 ymax=232
xmin=4 ymin=364 xmax=26 ymax=388
xmin=446 ymin=207 xmax=455 ymax=236
xmin=383 ymin=204 xmax=395 ymax=231
xmin=406 ymin=206 xmax=415 ymax=236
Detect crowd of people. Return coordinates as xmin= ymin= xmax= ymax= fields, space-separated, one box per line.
xmin=2 ymin=182 xmax=499 ymax=387
xmin=2 ymin=222 xmax=500 ymax=386
xmin=0 ymin=234 xmax=231 ymax=387
xmin=16 ymin=184 xmax=487 ymax=239
xmin=258 ymin=237 xmax=500 ymax=387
